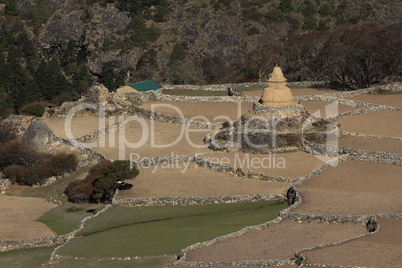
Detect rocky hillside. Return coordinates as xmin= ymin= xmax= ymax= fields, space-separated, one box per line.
xmin=0 ymin=0 xmax=401 ymax=115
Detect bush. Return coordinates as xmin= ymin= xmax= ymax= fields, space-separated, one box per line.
xmin=65 ymin=160 xmax=139 ymax=204
xmin=0 ymin=138 xmax=78 ymax=185
xmin=65 ymin=179 xmax=94 ymax=203
xmin=0 ymin=139 xmax=40 ymax=170
xmin=265 ymin=9 xmax=284 ymax=22
xmin=0 ymin=121 xmax=19 ymax=144
xmin=247 ymin=26 xmax=261 ymax=36
xmin=319 ymin=4 xmax=332 ymax=17
xmin=20 ymin=102 xmax=47 ymax=117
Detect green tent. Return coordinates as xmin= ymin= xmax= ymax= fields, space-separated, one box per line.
xmin=128 ymin=80 xmax=163 ymax=92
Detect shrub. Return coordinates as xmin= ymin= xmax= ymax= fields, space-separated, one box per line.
xmin=48 ymin=152 xmax=79 ymax=175
xmin=265 ymin=9 xmax=284 ymax=22
xmin=0 ymin=139 xmax=40 ymax=170
xmin=65 ymin=179 xmax=94 ymax=203
xmin=247 ymin=26 xmax=261 ymax=36
xmin=319 ymin=4 xmax=332 ymax=17
xmin=0 ymin=138 xmax=78 ymax=185
xmin=279 ymin=0 xmax=294 ymax=13
xmin=20 ymin=102 xmax=47 ymax=117
xmin=64 ymin=160 xmax=139 ymax=204
xmin=0 ymin=121 xmax=19 ymax=144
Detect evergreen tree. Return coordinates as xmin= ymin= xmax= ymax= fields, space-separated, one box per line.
xmin=98 ymin=61 xmax=125 ymax=91
xmin=279 ymin=0 xmax=294 ymax=13
xmin=34 ymin=59 xmax=71 ymax=100
xmin=72 ymin=65 xmax=93 ymax=98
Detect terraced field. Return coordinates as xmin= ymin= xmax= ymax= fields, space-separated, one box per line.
xmin=1 ymin=84 xmax=401 ymax=267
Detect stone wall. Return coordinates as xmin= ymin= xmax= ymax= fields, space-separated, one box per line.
xmin=131 ymin=105 xmax=220 ymax=129
xmin=113 ymin=194 xmax=283 ymax=207
xmin=162 ymin=81 xmax=327 ymax=91
xmin=125 ymin=90 xmax=258 ymax=104
xmin=0 ymin=235 xmax=67 ymax=252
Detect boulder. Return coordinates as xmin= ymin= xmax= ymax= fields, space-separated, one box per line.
xmin=22 ymin=120 xmax=57 ymax=152
xmin=84 ymin=82 xmax=110 ymax=105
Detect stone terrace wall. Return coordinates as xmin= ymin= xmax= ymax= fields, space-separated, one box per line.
xmin=131 ymin=105 xmax=221 ymax=129
xmin=125 ymin=91 xmax=258 ymax=104
xmin=162 ymin=81 xmax=327 ymax=91
xmin=0 ymin=235 xmax=67 ymax=252
xmin=113 ymin=194 xmax=283 ymax=207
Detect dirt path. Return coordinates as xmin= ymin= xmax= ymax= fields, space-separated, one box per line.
xmin=183 ymin=219 xmax=366 ymax=262
xmin=303 ymin=219 xmax=402 ymax=267
xmin=0 ymin=195 xmax=57 ymax=240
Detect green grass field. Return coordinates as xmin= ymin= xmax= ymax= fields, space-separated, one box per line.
xmin=0 ymin=247 xmax=56 ymax=268
xmin=57 ymin=201 xmax=287 ymax=258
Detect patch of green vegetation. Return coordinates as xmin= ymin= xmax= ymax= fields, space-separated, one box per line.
xmin=373 ymin=88 xmax=402 ymax=95
xmin=247 ymin=26 xmax=261 ymax=36
xmin=38 ymin=207 xmax=89 ymax=235
xmin=7 ymin=167 xmax=89 ymax=201
xmin=58 ymin=201 xmax=287 ymax=257
xmin=0 ymin=246 xmax=55 ymax=268
xmin=234 ymin=86 xmax=265 ymax=93
xmin=163 ymin=89 xmax=228 ymax=96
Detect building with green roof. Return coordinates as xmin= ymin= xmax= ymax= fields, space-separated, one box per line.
xmin=128 ymin=80 xmax=163 ymax=93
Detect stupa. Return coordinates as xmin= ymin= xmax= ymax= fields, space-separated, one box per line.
xmin=205 ymin=66 xmax=311 ymax=153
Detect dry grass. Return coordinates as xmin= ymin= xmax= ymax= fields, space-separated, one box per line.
xmin=301 ymin=100 xmax=358 ymax=118
xmin=303 ymin=219 xmax=402 ymax=267
xmin=184 ymin=219 xmax=366 ymax=262
xmin=339 ymin=135 xmax=402 ymax=154
xmin=0 ymin=195 xmax=57 ymax=240
xmin=293 ymin=160 xmax=402 ymax=215
xmin=348 ymin=93 xmax=402 ymax=109
xmin=338 ymin=110 xmax=402 ymax=138
xmin=116 ymin=164 xmax=289 ymax=199
xmin=88 ymin=116 xmax=211 ymax=160
xmin=201 ymin=151 xmax=323 ymax=179
xmin=141 ymin=101 xmax=253 ymax=122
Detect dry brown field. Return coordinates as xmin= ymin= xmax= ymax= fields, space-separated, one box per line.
xmin=339 ymin=135 xmax=402 ymax=154
xmin=117 ymin=164 xmax=289 ymax=199
xmin=43 ymin=115 xmax=111 ymax=139
xmin=88 ymin=116 xmax=211 ymax=159
xmin=338 ymin=110 xmax=402 ymax=138
xmin=141 ymin=101 xmax=253 ymax=122
xmin=348 ymin=93 xmax=402 ymax=109
xmin=293 ymin=160 xmax=402 ymax=215
xmin=183 ymin=219 xmax=366 ymax=262
xmin=201 ymin=151 xmax=323 ymax=179
xmin=303 ymin=219 xmax=402 ymax=267
xmin=301 ymin=100 xmax=358 ymax=117
xmin=0 ymin=195 xmax=57 ymax=240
